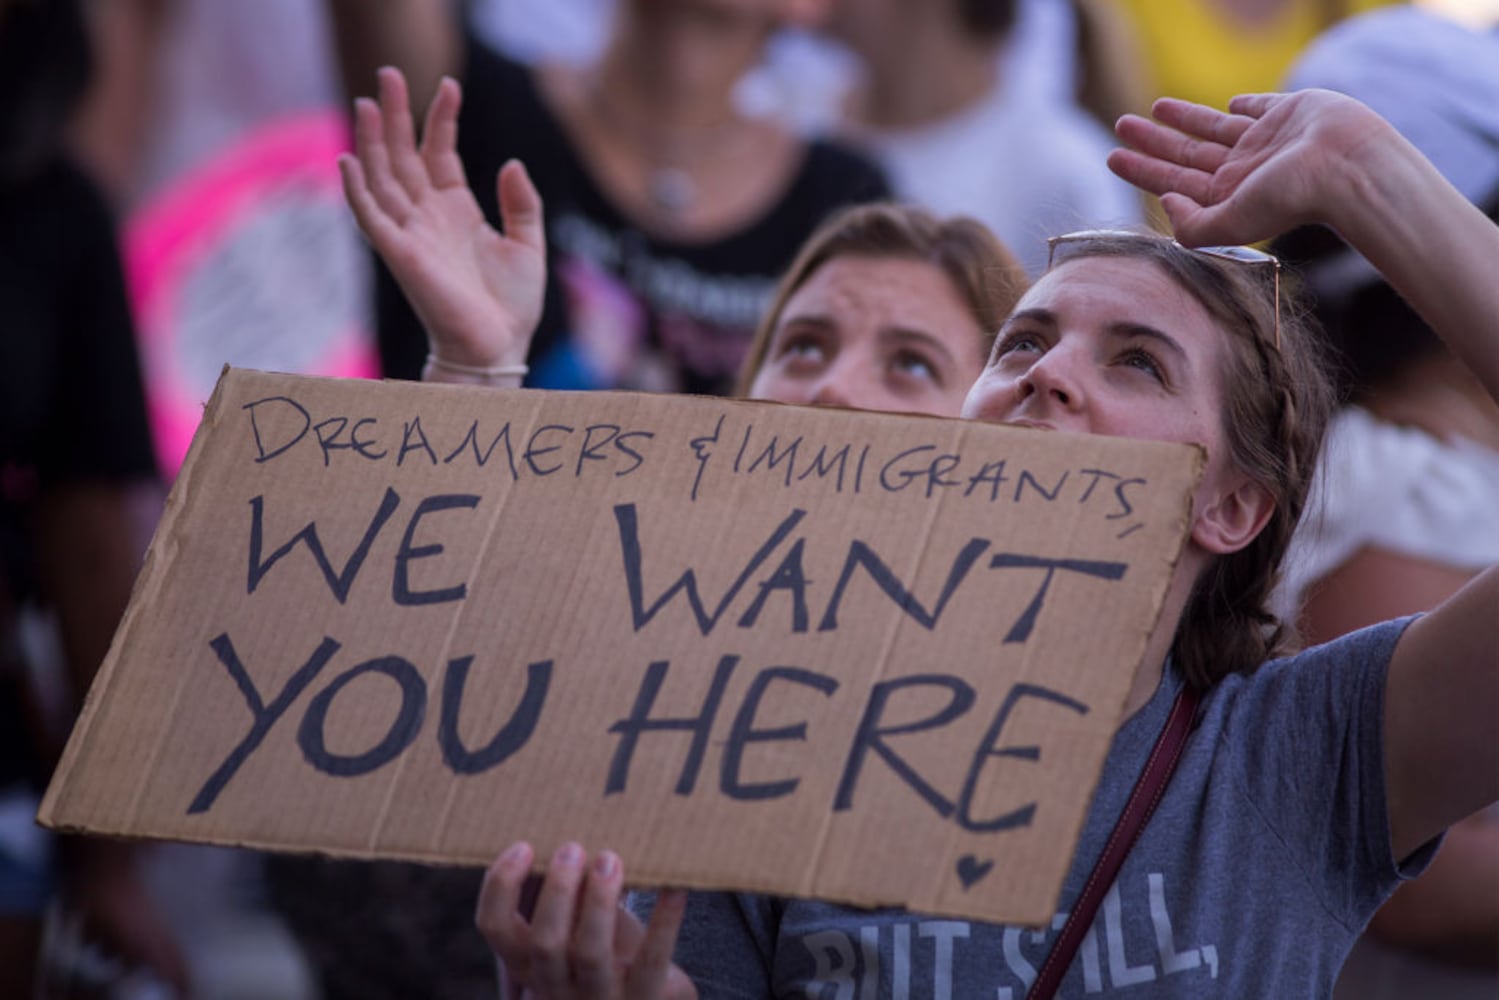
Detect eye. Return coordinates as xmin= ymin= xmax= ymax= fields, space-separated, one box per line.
xmin=1118 ymin=347 xmax=1166 ymax=384
xmin=782 ymin=334 xmax=823 ymax=360
xmin=989 ymin=329 xmax=1046 ymax=366
xmin=771 ymin=329 xmax=829 ymax=372
xmin=1115 ymin=347 xmax=1169 ymax=386
xmin=890 ymin=349 xmax=939 ymax=384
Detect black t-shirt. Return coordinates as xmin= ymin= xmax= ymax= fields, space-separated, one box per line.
xmin=0 ymin=157 xmax=159 ymax=788
xmin=376 ymin=36 xmax=892 ymax=394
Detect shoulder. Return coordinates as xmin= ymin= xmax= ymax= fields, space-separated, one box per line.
xmin=1206 ymin=617 xmax=1416 ymax=733
xmin=457 ymin=36 xmax=550 ymax=142
xmin=455 ymin=39 xmax=572 ymax=204
xmin=1 ymin=157 xmax=119 ymax=276
xmin=460 ymin=33 xmax=535 ymax=99
xmin=3 ymin=156 xmax=111 ymax=228
xmin=791 ymin=137 xmax=892 ymax=206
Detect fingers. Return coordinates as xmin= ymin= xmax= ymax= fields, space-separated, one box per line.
xmin=353 ymin=94 xmax=415 ymax=226
xmin=477 ymin=841 xmax=538 ymax=985
xmin=478 ymin=842 xmax=660 ymax=998
xmin=339 ymin=154 xmax=399 ymax=248
xmin=528 ymin=842 xmax=590 ymax=993
xmin=1106 ymin=147 xmax=1216 ymax=207
xmin=625 ymin=889 xmax=688 ymax=996
xmin=1226 ymin=92 xmax=1285 ymax=119
xmin=1157 ymin=192 xmax=1217 ymax=246
xmin=498 ymin=159 xmax=546 ymax=255
xmin=420 ymin=76 xmax=468 ymax=190
xmin=1114 ymin=113 xmax=1232 ymax=190
xmin=1147 ymin=97 xmax=1256 ymax=148
xmin=377 ymin=66 xmax=433 ymax=203
xmin=570 ymin=851 xmax=626 ymax=993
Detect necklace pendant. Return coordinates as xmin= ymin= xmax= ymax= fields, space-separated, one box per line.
xmin=648 ymin=166 xmax=696 ymax=216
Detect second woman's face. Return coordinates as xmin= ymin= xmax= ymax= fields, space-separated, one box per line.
xmin=747 ymin=255 xmax=986 ymax=417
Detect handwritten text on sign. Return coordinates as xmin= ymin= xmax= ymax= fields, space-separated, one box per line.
xmin=40 ymin=368 xmax=1201 ymax=925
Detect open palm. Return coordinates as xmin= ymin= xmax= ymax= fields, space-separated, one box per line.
xmin=1108 ymin=89 xmax=1391 ymax=249
xmin=340 ymin=67 xmax=545 ymax=372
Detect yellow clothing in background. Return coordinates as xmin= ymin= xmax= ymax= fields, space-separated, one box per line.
xmin=1113 ymin=0 xmax=1391 ymax=110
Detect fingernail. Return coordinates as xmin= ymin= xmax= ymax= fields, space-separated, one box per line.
xmin=499 ymin=842 xmax=528 ymax=871
xmin=593 ymin=851 xmax=618 ymax=879
xmin=556 ymin=842 xmax=583 ymax=867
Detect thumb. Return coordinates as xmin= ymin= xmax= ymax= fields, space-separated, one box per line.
xmin=498 ymin=159 xmax=546 ymax=255
xmin=1160 ymin=192 xmax=1213 ymax=246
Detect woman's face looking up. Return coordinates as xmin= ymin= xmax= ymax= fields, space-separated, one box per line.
xmin=747 ymin=254 xmax=987 ymax=417
xmin=961 ymin=255 xmax=1257 ymax=545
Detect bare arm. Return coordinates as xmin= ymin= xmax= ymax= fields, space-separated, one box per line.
xmin=325 ymin=0 xmax=461 ymax=109
xmin=1109 ymin=89 xmax=1499 ymax=860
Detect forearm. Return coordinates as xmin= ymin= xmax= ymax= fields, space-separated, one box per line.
xmin=325 ymin=0 xmax=461 ymax=108
xmin=1327 ymin=128 xmax=1499 ymax=406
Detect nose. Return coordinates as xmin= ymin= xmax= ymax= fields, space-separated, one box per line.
xmin=809 ymin=360 xmax=861 ymax=409
xmin=1018 ymin=346 xmax=1084 ymax=412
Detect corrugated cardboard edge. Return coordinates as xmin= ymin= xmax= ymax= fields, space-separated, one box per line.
xmin=38 ymin=365 xmax=241 ymax=833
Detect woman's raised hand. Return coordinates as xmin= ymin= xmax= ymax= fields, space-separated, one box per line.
xmin=477 ymin=841 xmax=697 ymax=1000
xmin=1108 ymin=89 xmax=1395 ymax=250
xmin=339 ymin=66 xmax=545 ymax=383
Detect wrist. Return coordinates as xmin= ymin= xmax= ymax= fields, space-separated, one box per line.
xmin=422 ymin=353 xmax=529 ymax=387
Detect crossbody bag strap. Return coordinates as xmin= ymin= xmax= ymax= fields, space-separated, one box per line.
xmin=1025 ymin=685 xmax=1202 ymax=1000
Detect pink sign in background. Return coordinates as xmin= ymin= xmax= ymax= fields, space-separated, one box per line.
xmin=126 ymin=111 xmax=378 ymax=479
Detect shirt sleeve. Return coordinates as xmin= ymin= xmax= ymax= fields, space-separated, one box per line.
xmin=1223 ymin=616 xmax=1437 ymax=928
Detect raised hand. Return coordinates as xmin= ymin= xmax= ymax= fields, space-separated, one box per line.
xmin=339 ymin=66 xmax=546 ymax=384
xmin=477 ymin=841 xmax=697 ymax=1000
xmin=1107 ymin=89 xmax=1393 ymax=249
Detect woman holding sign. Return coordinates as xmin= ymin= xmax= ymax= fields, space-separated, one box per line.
xmin=343 ymin=73 xmax=1499 ymax=998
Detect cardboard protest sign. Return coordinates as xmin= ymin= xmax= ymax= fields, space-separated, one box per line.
xmin=40 ymin=367 xmax=1202 ymax=925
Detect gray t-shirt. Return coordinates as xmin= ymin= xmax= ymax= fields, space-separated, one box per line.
xmin=641 ymin=617 xmax=1433 ymax=998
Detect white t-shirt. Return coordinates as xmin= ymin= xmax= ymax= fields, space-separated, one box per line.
xmin=846 ymin=82 xmax=1144 ymax=276
xmin=1276 ymin=406 xmax=1499 ymax=621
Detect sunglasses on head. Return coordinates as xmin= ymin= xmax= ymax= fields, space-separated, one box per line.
xmin=1046 ymin=229 xmax=1282 ymax=352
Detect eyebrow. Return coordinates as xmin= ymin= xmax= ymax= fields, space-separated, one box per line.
xmin=772 ymin=313 xmax=831 ymax=335
xmin=879 ymin=325 xmax=959 ymax=365
xmin=1002 ymin=308 xmax=1190 ymax=367
xmin=775 ymin=314 xmax=961 ymax=365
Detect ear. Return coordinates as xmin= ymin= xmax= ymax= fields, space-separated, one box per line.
xmin=1191 ymin=477 xmax=1275 ymax=555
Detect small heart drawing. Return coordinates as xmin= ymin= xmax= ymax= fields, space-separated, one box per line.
xmin=955 ymin=855 xmax=994 ymax=889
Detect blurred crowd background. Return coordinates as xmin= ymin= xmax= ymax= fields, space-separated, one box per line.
xmin=2 ymin=0 xmax=1496 ymax=997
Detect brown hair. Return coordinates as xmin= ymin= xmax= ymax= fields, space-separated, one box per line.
xmin=734 ymin=202 xmax=1028 ymax=396
xmin=1049 ymin=235 xmax=1337 ymax=690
